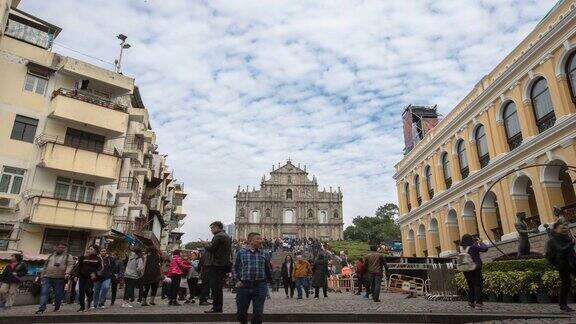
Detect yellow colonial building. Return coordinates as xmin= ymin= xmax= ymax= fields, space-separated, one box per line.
xmin=394 ymin=0 xmax=576 ymax=258
xmin=0 ymin=0 xmax=187 ymax=257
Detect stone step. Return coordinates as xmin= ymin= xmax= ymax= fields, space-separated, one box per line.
xmin=0 ymin=312 xmax=570 ymax=323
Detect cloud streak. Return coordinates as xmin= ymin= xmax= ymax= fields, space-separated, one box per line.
xmin=21 ymin=0 xmax=555 ymax=241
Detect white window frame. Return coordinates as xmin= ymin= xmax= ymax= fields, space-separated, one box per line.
xmin=0 ymin=166 xmax=26 ymax=194
xmin=54 ymin=177 xmax=95 ymax=203
xmin=23 ymin=72 xmax=48 ymax=95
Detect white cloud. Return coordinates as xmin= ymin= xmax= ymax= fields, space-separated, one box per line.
xmin=20 ymin=0 xmax=556 ymax=241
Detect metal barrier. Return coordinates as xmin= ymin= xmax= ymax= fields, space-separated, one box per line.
xmin=327 ymin=275 xmax=355 ymax=293
xmin=386 ymin=273 xmax=426 ymax=296
xmin=425 ymin=263 xmax=460 ymax=301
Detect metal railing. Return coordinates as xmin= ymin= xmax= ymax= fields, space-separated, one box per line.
xmin=51 ymin=88 xmax=128 ymax=113
xmin=117 ymin=177 xmax=140 ymax=192
xmin=124 ymin=135 xmax=144 ymax=151
xmin=23 ymin=189 xmax=115 ymax=207
xmin=35 ymin=133 xmax=119 ymax=156
xmin=536 ymin=112 xmax=556 ymax=133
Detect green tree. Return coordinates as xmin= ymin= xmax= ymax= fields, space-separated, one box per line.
xmin=184 ymin=241 xmax=204 ymax=250
xmin=343 ymin=203 xmax=400 ymax=245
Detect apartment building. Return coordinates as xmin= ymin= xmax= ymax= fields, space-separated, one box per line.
xmin=0 ymin=0 xmax=186 ymax=256
xmin=394 ymin=0 xmax=576 ymax=258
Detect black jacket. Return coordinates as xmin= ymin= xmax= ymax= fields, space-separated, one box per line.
xmin=140 ymin=252 xmax=162 ymax=284
xmin=311 ymin=257 xmax=329 ymax=288
xmin=1 ymin=261 xmax=27 ymax=283
xmin=281 ymin=261 xmax=294 ymax=280
xmin=546 ymin=232 xmax=576 ymax=272
xmin=204 ymin=231 xmax=232 ymax=268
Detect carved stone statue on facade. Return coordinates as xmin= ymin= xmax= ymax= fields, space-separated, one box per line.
xmin=515 ymin=212 xmax=538 ymax=256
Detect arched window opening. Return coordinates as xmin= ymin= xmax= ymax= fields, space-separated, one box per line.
xmin=333 ymin=211 xmax=339 ymax=218
xmin=250 ymin=210 xmax=260 ymax=223
xmin=283 ymin=209 xmax=294 ymax=223
xmin=442 ymin=153 xmax=452 ymax=189
xmin=319 ymin=211 xmax=327 ymax=223
xmin=425 ymin=166 xmax=434 ymax=199
xmin=566 ymin=52 xmax=576 ymax=102
xmin=286 ymin=189 xmax=292 ymax=200
xmin=404 ymin=182 xmax=411 ymax=212
xmin=414 ymin=175 xmax=421 ymax=206
xmin=456 ymin=140 xmax=469 ymax=179
xmin=265 ymin=209 xmax=271 ymax=218
xmin=531 ymin=77 xmax=556 ymax=133
xmin=475 ymin=125 xmax=490 ymax=168
xmin=502 ymin=102 xmax=522 ymax=151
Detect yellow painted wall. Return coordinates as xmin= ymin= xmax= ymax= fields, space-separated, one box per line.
xmin=39 ymin=142 xmax=121 ymax=181
xmin=30 ymin=197 xmax=111 ymax=231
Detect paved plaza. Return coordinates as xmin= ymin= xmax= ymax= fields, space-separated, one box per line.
xmin=0 ymin=291 xmax=574 ymax=323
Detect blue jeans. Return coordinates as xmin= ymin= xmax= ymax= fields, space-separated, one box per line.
xmin=38 ymin=278 xmax=65 ymax=311
xmin=295 ymin=278 xmax=309 ymax=299
xmin=93 ymin=279 xmax=111 ymax=307
xmin=236 ymin=282 xmax=267 ymax=324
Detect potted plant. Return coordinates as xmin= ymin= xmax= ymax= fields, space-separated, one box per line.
xmin=453 ymin=272 xmax=468 ymax=298
xmin=518 ymin=271 xmax=538 ymax=303
xmin=483 ymin=272 xmax=500 ymax=302
xmin=500 ymin=271 xmax=521 ymax=303
xmin=541 ymin=271 xmax=560 ymax=303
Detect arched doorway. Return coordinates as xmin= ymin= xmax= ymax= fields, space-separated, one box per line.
xmin=511 ymin=174 xmax=542 ymax=228
xmin=428 ymin=218 xmax=441 ymax=256
xmin=542 ymin=160 xmax=576 ymax=210
xmin=462 ymin=201 xmax=479 ymax=237
xmin=445 ymin=209 xmax=461 ymax=252
xmin=481 ymin=192 xmax=504 ymax=241
xmin=417 ymin=224 xmax=427 ymax=257
xmin=406 ymin=229 xmax=416 ymax=257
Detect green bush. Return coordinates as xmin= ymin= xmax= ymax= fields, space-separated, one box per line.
xmin=483 ymin=258 xmax=553 ymax=273
xmin=454 ymin=272 xmax=467 ymax=292
xmin=541 ymin=271 xmax=561 ymax=296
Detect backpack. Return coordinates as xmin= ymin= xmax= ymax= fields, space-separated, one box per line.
xmin=457 ymin=246 xmax=477 ymax=272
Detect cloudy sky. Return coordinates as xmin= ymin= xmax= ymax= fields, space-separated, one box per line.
xmin=22 ymin=0 xmax=556 ymax=241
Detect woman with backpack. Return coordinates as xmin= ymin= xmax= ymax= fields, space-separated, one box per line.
xmin=459 ymin=234 xmax=488 ymax=310
xmin=0 ymin=253 xmax=27 ymax=309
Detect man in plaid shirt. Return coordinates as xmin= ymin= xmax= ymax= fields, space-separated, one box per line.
xmin=234 ymin=232 xmax=271 ymax=324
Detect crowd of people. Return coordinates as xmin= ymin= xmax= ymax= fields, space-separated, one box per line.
xmin=2 ymin=215 xmax=576 ymax=321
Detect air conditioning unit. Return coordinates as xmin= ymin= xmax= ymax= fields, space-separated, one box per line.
xmin=0 ymin=197 xmax=16 ymax=210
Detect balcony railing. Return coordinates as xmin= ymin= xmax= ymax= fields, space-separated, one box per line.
xmin=112 ymin=218 xmax=134 ymax=233
xmin=23 ymin=190 xmax=115 ymax=207
xmin=562 ymin=203 xmax=576 ymax=224
xmin=36 ymin=133 xmax=119 ymax=156
xmin=444 ymin=177 xmax=452 ymax=190
xmin=460 ymin=166 xmax=469 ymax=180
xmin=118 ymin=177 xmax=140 ymax=192
xmin=416 ymin=196 xmax=422 ymax=206
xmin=536 ymin=112 xmax=556 ymax=133
xmin=479 ymin=154 xmax=490 ymax=169
xmin=51 ymin=88 xmax=128 ymax=113
xmin=124 ymin=135 xmax=144 ymax=151
xmin=428 ymin=189 xmax=434 ymax=199
xmin=507 ymin=134 xmax=523 ymax=151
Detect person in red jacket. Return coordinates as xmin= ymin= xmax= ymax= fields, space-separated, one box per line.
xmin=354 ymin=258 xmax=367 ymax=296
xmin=167 ymin=250 xmax=191 ymax=306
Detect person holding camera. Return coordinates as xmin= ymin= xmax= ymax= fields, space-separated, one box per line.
xmin=35 ymin=242 xmax=74 ymax=314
